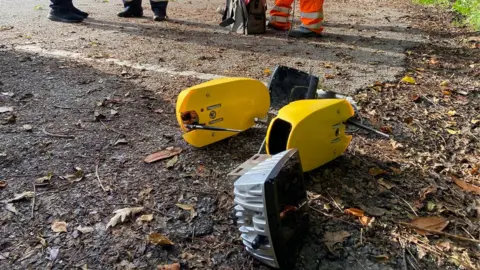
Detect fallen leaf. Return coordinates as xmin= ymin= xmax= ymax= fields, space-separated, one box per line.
xmin=62 ymin=167 xmax=84 ymax=182
xmin=148 ymin=233 xmax=174 ymax=246
xmin=403 ymin=116 xmax=414 ymax=124
xmin=323 ymin=231 xmax=351 ymax=252
xmin=106 ymin=207 xmax=144 ymax=229
xmin=344 ymin=208 xmax=365 ymax=217
xmin=451 ymin=175 xmax=480 ymax=194
xmin=324 ymin=74 xmax=335 ymax=79
xmin=0 ymin=107 xmax=13 ymax=113
xmin=446 ymin=128 xmax=460 ymax=135
xmin=36 ymin=172 xmax=53 ymax=185
xmin=166 ymin=156 xmax=178 ymax=168
xmin=443 ymin=90 xmax=451 ymax=95
xmin=157 ymin=263 xmax=180 ymax=270
xmin=144 ymin=147 xmax=182 ymax=163
xmin=401 ymin=76 xmax=416 ymax=84
xmin=176 ymin=203 xmax=197 ymax=219
xmin=449 ymin=250 xmax=476 ymax=270
xmin=368 ymin=167 xmax=387 ymax=176
xmin=381 ymin=126 xmax=393 ymax=134
xmin=472 ymin=119 xmax=479 ymax=124
xmin=410 ymin=216 xmax=449 ymax=235
xmin=52 ymin=221 xmax=68 ymax=233
xmin=0 ymin=180 xmax=7 ymax=188
xmin=373 ymin=255 xmax=390 ymax=263
xmin=378 ymin=178 xmax=394 ymax=189
xmin=5 ymin=203 xmax=18 ymax=215
xmin=440 ymin=80 xmax=449 ymax=86
xmin=76 ymin=226 xmax=95 ymax=234
xmin=323 ymin=63 xmax=333 ymax=68
xmin=430 ymin=57 xmax=439 ymax=65
xmin=359 ymin=216 xmax=374 ymax=226
xmin=2 ymin=191 xmax=34 ymax=203
xmin=411 ymin=94 xmax=421 ymax=102
xmin=447 ymin=111 xmax=456 ymax=116
xmin=264 ymin=69 xmax=271 ymax=76
xmin=138 ymin=187 xmax=153 ymax=199
xmin=136 ymin=214 xmax=153 ymax=223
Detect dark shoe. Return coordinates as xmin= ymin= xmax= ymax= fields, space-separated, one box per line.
xmin=152 ymin=8 xmax=167 ymax=21
xmin=117 ymin=6 xmax=143 ymax=17
xmin=71 ymin=6 xmax=89 ymax=18
xmin=48 ymin=9 xmax=84 ymax=23
xmin=288 ymin=26 xmax=322 ymax=38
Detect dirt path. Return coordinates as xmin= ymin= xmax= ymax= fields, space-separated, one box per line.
xmin=1 ymin=0 xmax=479 ymax=270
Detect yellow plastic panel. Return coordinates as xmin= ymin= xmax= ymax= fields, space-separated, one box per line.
xmin=176 ymin=77 xmax=270 ymax=148
xmin=266 ymin=99 xmax=355 ymax=172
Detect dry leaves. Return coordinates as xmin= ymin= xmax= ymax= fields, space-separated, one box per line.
xmin=157 ymin=263 xmax=180 ymax=270
xmin=401 ymin=76 xmax=416 ymax=84
xmin=148 ymin=233 xmax=174 ymax=246
xmin=409 ymin=216 xmax=449 ymax=236
xmin=52 ymin=221 xmax=67 ymax=233
xmin=176 ymin=203 xmax=197 ymax=219
xmin=451 ymin=175 xmax=480 ymax=194
xmin=136 ymin=214 xmax=153 ymax=224
xmin=61 ymin=167 xmax=84 ymax=182
xmin=2 ymin=191 xmax=34 ymax=203
xmin=166 ymin=156 xmax=178 ymax=168
xmin=368 ymin=167 xmax=387 ymax=176
xmin=0 ymin=180 xmax=7 ymax=188
xmin=144 ymin=147 xmax=182 ymax=163
xmin=323 ymin=231 xmax=351 ymax=252
xmin=106 ymin=207 xmax=144 ymax=229
xmin=378 ymin=178 xmax=394 ymax=189
xmin=344 ymin=208 xmax=365 ymax=217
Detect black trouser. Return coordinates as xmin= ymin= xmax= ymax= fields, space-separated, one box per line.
xmin=123 ymin=0 xmax=168 ymax=12
xmin=49 ymin=0 xmax=73 ymax=9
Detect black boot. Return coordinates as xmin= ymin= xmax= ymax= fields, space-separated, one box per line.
xmin=151 ymin=0 xmax=168 ymax=21
xmin=118 ymin=0 xmax=143 ymax=17
xmin=70 ymin=4 xmax=89 ymax=18
xmin=48 ymin=0 xmax=84 ymax=23
xmin=48 ymin=7 xmax=84 ymax=23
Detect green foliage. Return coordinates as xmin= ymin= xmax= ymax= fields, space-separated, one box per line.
xmin=415 ymin=0 xmax=480 ymax=30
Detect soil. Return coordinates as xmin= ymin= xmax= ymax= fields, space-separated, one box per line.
xmin=1 ymin=0 xmax=479 ymax=270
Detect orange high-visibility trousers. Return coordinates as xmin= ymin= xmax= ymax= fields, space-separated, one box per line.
xmin=269 ymin=0 xmax=324 ymax=33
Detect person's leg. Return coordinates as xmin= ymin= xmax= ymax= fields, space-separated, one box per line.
xmin=268 ymin=0 xmax=295 ymax=31
xmin=118 ymin=0 xmax=144 ymax=17
xmin=150 ymin=0 xmax=168 ymax=21
xmin=48 ymin=0 xmax=84 ymax=23
xmin=288 ymin=0 xmax=324 ymax=37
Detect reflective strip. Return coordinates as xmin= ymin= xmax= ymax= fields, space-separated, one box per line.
xmin=272 ymin=6 xmax=291 ymax=14
xmin=302 ymin=21 xmax=323 ymax=29
xmin=270 ymin=16 xmax=289 ymax=23
xmin=300 ymin=11 xmax=323 ymax=19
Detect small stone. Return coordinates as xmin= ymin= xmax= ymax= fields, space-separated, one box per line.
xmin=23 ymin=124 xmax=32 ymax=131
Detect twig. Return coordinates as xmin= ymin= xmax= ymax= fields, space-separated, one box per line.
xmin=326 ymin=192 xmax=343 ymax=213
xmin=461 ymin=227 xmax=476 ymax=240
xmin=99 ymin=120 xmax=129 ymax=137
xmin=53 ymin=105 xmax=86 ymax=110
xmin=406 ymin=246 xmax=421 ymax=270
xmin=31 ymin=183 xmax=36 ymax=218
xmin=99 ymin=197 xmax=175 ymax=218
xmin=42 ymin=127 xmax=75 ymax=139
xmin=95 ymin=164 xmax=107 ymax=192
xmin=399 ymin=222 xmax=480 ymax=244
xmin=396 ymin=195 xmax=418 ymax=217
xmin=310 ymin=206 xmax=359 ymax=227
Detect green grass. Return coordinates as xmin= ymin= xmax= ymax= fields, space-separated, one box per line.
xmin=415 ymin=0 xmax=480 ymax=30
